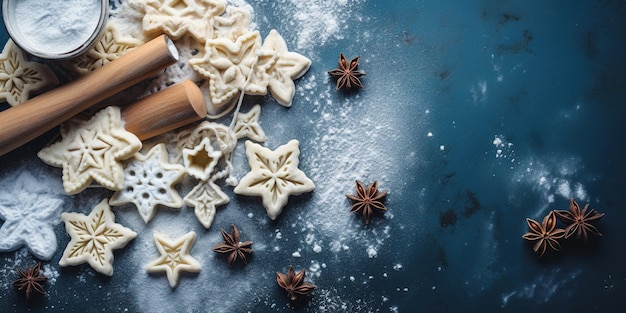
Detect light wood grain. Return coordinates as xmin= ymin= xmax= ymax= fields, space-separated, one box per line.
xmin=122 ymin=80 xmax=207 ymax=141
xmin=0 ymin=35 xmax=178 ymax=156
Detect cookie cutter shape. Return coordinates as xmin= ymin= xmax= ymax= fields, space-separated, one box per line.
xmin=184 ymin=180 xmax=229 ymax=229
xmin=146 ymin=231 xmax=201 ymax=288
xmin=0 ymin=171 xmax=64 ymax=261
xmin=0 ymin=40 xmax=58 ymax=106
xmin=38 ymin=106 xmax=142 ymax=195
xmin=110 ymin=144 xmax=185 ymax=223
xmin=59 ymin=199 xmax=137 ymax=276
xmin=234 ymin=140 xmax=315 ymax=220
xmin=183 ymin=136 xmax=223 ymax=181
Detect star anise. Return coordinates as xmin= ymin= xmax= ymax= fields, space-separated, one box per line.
xmin=522 ymin=211 xmax=566 ymax=257
xmin=212 ymin=224 xmax=253 ymax=266
xmin=276 ymin=266 xmax=316 ymax=301
xmin=346 ymin=180 xmax=388 ymax=224
xmin=13 ymin=262 xmax=47 ymax=300
xmin=554 ymin=198 xmax=605 ymax=242
xmin=327 ymin=53 xmax=366 ymax=90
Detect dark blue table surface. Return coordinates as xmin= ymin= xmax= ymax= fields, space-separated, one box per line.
xmin=1 ymin=1 xmax=625 ymax=312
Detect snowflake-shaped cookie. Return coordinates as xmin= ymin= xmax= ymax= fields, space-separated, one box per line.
xmin=109 ymin=144 xmax=185 ymax=223
xmin=257 ymin=30 xmax=312 ymax=107
xmin=146 ymin=231 xmax=201 ymax=288
xmin=184 ymin=180 xmax=229 ymax=229
xmin=232 ymin=104 xmax=266 ymax=142
xmin=212 ymin=6 xmax=252 ymax=41
xmin=66 ymin=23 xmax=144 ymax=74
xmin=38 ymin=106 xmax=142 ymax=194
xmin=234 ymin=140 xmax=315 ymax=220
xmin=0 ymin=171 xmax=64 ymax=260
xmin=142 ymin=0 xmax=226 ymax=41
xmin=0 ymin=40 xmax=58 ymax=106
xmin=59 ymin=199 xmax=137 ymax=276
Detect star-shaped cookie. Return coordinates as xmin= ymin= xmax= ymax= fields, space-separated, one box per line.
xmin=0 ymin=171 xmax=64 ymax=260
xmin=59 ymin=199 xmax=137 ymax=276
xmin=232 ymin=104 xmax=266 ymax=142
xmin=109 ymin=144 xmax=186 ymax=223
xmin=234 ymin=140 xmax=315 ymax=220
xmin=0 ymin=40 xmax=58 ymax=106
xmin=38 ymin=106 xmax=142 ymax=194
xmin=257 ymin=30 xmax=311 ymax=107
xmin=184 ymin=180 xmax=229 ymax=229
xmin=182 ymin=136 xmax=223 ymax=181
xmin=146 ymin=231 xmax=201 ymax=288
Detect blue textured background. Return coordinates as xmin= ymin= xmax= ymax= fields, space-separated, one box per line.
xmin=1 ymin=1 xmax=625 ymax=312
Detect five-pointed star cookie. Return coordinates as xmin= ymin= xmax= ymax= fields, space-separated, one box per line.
xmin=257 ymin=30 xmax=311 ymax=107
xmin=184 ymin=180 xmax=229 ymax=229
xmin=59 ymin=199 xmax=137 ymax=276
xmin=38 ymin=106 xmax=142 ymax=195
xmin=232 ymin=104 xmax=266 ymax=142
xmin=146 ymin=231 xmax=201 ymax=288
xmin=109 ymin=144 xmax=186 ymax=223
xmin=234 ymin=140 xmax=315 ymax=220
xmin=0 ymin=40 xmax=58 ymax=106
xmin=0 ymin=171 xmax=64 ymax=260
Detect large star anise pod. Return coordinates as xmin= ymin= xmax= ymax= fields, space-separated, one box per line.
xmin=554 ymin=198 xmax=605 ymax=242
xmin=13 ymin=262 xmax=47 ymax=300
xmin=522 ymin=211 xmax=566 ymax=257
xmin=276 ymin=266 xmax=316 ymax=301
xmin=212 ymin=224 xmax=253 ymax=266
xmin=327 ymin=53 xmax=366 ymax=90
xmin=346 ymin=180 xmax=388 ymax=224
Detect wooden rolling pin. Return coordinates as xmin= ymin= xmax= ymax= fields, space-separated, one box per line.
xmin=122 ymin=80 xmax=206 ymax=141
xmin=0 ymin=34 xmax=179 ymax=156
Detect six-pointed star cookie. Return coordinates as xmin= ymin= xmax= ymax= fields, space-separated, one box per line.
xmin=0 ymin=171 xmax=64 ymax=260
xmin=146 ymin=231 xmax=201 ymax=288
xmin=234 ymin=140 xmax=315 ymax=220
xmin=38 ymin=106 xmax=142 ymax=194
xmin=0 ymin=40 xmax=58 ymax=106
xmin=59 ymin=199 xmax=137 ymax=276
xmin=110 ymin=144 xmax=186 ymax=223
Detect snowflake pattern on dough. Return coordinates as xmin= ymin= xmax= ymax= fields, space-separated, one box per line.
xmin=110 ymin=144 xmax=186 ymax=223
xmin=0 ymin=171 xmax=64 ymax=260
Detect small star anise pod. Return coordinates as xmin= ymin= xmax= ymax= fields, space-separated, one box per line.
xmin=327 ymin=53 xmax=366 ymax=90
xmin=13 ymin=262 xmax=47 ymax=300
xmin=522 ymin=211 xmax=566 ymax=257
xmin=212 ymin=224 xmax=253 ymax=266
xmin=346 ymin=180 xmax=388 ymax=224
xmin=554 ymin=198 xmax=605 ymax=242
xmin=276 ymin=266 xmax=316 ymax=301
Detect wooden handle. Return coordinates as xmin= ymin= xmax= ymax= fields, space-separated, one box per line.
xmin=122 ymin=80 xmax=207 ymax=141
xmin=0 ymin=35 xmax=179 ymax=156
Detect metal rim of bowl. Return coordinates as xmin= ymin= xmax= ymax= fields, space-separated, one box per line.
xmin=1 ymin=0 xmax=109 ymax=60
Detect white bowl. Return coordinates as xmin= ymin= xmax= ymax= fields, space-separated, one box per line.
xmin=2 ymin=0 xmax=108 ymax=60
